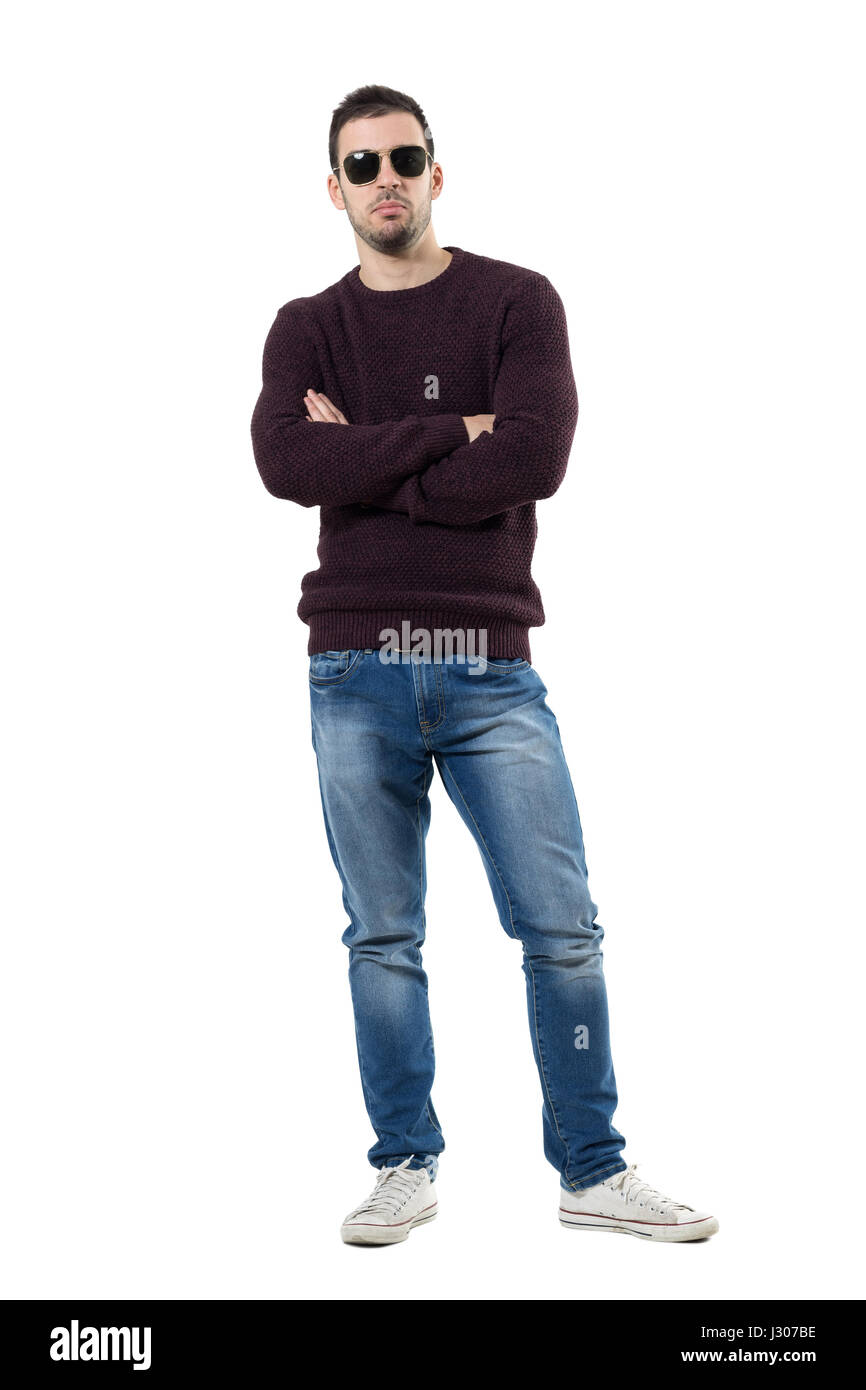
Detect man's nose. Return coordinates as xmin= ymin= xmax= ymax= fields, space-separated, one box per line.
xmin=376 ymin=155 xmax=401 ymax=184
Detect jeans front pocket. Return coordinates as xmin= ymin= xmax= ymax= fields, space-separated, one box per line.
xmin=481 ymin=657 xmax=530 ymax=672
xmin=309 ymin=648 xmax=365 ymax=685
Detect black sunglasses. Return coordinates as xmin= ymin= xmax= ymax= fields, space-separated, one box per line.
xmin=332 ymin=145 xmax=433 ymax=187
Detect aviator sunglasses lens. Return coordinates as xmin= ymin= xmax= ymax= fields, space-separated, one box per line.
xmin=390 ymin=146 xmax=428 ymax=177
xmin=343 ymin=146 xmax=428 ymax=185
xmin=344 ymin=150 xmax=380 ymax=184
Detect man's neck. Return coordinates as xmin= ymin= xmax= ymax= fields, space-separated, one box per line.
xmin=357 ymin=243 xmax=452 ymax=292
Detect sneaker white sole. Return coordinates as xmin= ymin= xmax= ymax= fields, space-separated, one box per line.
xmin=559 ymin=1209 xmax=719 ymax=1242
xmin=341 ymin=1203 xmax=438 ymax=1246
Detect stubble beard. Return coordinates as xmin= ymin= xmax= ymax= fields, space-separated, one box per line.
xmin=347 ymin=188 xmax=433 ymax=256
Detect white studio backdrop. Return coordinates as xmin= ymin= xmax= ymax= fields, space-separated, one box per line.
xmin=1 ymin=0 xmax=863 ymax=1300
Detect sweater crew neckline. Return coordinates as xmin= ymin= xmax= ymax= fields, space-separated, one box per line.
xmin=348 ymin=246 xmax=465 ymax=299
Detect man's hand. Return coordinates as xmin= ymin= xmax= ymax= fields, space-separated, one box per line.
xmin=462 ymin=413 xmax=495 ymax=442
xmin=305 ymin=391 xmax=493 ymax=443
xmin=304 ymin=389 xmax=349 ymax=425
xmin=303 ymin=394 xmax=494 ymax=505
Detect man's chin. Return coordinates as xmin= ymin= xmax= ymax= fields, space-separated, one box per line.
xmin=364 ymin=225 xmax=416 ymax=254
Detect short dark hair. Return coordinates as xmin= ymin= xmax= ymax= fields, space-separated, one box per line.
xmin=328 ymin=83 xmax=433 ymax=176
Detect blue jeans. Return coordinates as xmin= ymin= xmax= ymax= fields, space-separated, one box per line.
xmin=308 ymin=648 xmax=628 ymax=1193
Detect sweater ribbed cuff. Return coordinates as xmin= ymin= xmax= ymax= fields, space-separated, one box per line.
xmin=420 ymin=412 xmax=469 ymax=460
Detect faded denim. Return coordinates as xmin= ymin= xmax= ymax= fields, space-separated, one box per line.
xmin=308 ymin=648 xmax=628 ymax=1193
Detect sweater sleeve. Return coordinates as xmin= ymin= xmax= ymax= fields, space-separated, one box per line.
xmin=250 ymin=302 xmax=469 ymax=507
xmin=361 ymin=274 xmax=578 ymax=526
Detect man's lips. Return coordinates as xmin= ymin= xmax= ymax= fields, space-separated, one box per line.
xmin=374 ymin=202 xmax=406 ymax=215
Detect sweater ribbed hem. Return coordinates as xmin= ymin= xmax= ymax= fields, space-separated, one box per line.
xmin=305 ymin=609 xmax=532 ymax=663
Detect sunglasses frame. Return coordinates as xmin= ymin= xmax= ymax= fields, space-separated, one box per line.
xmin=332 ymin=145 xmax=434 ymax=186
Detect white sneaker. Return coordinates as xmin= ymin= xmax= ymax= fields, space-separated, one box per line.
xmin=559 ymin=1162 xmax=719 ymax=1241
xmin=341 ymin=1158 xmax=438 ymax=1245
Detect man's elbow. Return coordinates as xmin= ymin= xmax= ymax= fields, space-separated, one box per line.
xmin=250 ymin=418 xmax=316 ymax=506
xmin=256 ymin=465 xmax=317 ymax=507
xmin=256 ymin=464 xmax=307 ymax=503
xmin=533 ymin=428 xmax=574 ymax=500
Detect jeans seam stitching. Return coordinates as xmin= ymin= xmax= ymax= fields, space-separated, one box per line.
xmin=416 ymin=761 xmax=443 ymax=1145
xmin=525 ymin=949 xmax=573 ymax=1175
xmin=419 ymin=666 xmax=446 ymax=731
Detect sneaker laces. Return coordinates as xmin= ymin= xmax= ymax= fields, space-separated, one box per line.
xmin=604 ymin=1163 xmax=691 ymax=1215
xmin=346 ymin=1159 xmax=425 ymax=1220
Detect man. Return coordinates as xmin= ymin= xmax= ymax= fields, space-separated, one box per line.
xmin=250 ymin=84 xmax=718 ymax=1246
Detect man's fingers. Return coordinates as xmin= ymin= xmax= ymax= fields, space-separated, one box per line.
xmin=304 ymin=389 xmax=349 ymax=424
xmin=304 ymin=390 xmax=331 ymax=421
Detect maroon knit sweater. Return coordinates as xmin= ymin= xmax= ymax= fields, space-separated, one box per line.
xmin=250 ymin=245 xmax=578 ymax=661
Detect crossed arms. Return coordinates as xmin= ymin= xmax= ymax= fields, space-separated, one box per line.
xmin=250 ymin=273 xmax=578 ymax=527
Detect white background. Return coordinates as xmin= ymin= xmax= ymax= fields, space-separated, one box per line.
xmin=2 ymin=0 xmax=863 ymax=1302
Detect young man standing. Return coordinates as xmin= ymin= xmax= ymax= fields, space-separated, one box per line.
xmin=250 ymin=84 xmax=718 ymax=1246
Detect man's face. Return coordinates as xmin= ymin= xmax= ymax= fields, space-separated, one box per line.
xmin=330 ymin=114 xmax=440 ymax=255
